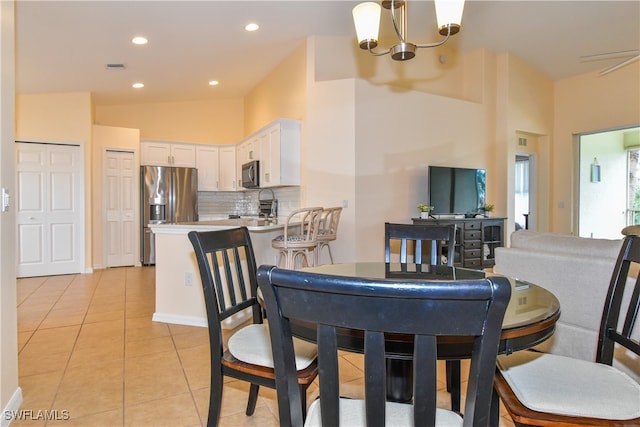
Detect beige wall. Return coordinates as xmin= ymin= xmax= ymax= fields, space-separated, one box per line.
xmin=352 ymin=80 xmax=491 ymax=261
xmin=16 ymin=92 xmax=95 ymax=273
xmin=554 ymin=63 xmax=640 ymax=234
xmin=1 ymin=0 xmax=19 ymax=415
xmin=313 ymin=35 xmax=481 ymax=103
xmin=92 ymin=125 xmax=141 ymax=269
xmin=304 ymin=77 xmax=357 ymax=263
xmin=96 ymin=98 xmax=244 ymax=145
xmin=244 ymin=41 xmax=308 ymax=135
xmin=498 ymin=54 xmax=554 ymax=236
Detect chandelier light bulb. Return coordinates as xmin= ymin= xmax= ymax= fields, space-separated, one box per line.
xmin=435 ymin=0 xmax=465 ymax=35
xmin=352 ymin=2 xmax=381 ymax=49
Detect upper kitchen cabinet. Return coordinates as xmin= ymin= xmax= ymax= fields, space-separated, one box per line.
xmin=257 ymin=119 xmax=301 ymax=188
xmin=236 ymin=137 xmax=259 ymax=189
xmin=195 ymin=145 xmax=236 ymax=192
xmin=141 ymin=141 xmax=196 ymax=167
xmin=218 ymin=146 xmax=237 ymax=191
xmin=195 ymin=145 xmax=220 ymax=191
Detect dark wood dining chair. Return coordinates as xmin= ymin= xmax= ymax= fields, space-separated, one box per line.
xmin=384 ymin=222 xmax=463 ymax=411
xmin=188 ymin=227 xmax=318 ymax=427
xmin=492 ymin=228 xmax=640 ymax=426
xmin=257 ymin=264 xmax=511 ymax=427
xmin=384 ymin=222 xmax=457 ymax=266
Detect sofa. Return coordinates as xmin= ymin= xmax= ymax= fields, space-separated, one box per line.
xmin=493 ymin=230 xmax=639 ymax=383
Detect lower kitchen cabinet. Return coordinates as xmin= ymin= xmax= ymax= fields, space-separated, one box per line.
xmin=411 ymin=217 xmax=505 ymax=269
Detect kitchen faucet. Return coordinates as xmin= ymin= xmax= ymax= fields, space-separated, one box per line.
xmin=258 ymin=188 xmax=277 ymax=220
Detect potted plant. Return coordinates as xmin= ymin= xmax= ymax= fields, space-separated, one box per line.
xmin=482 ymin=203 xmax=495 ymax=217
xmin=417 ymin=204 xmax=434 ymax=219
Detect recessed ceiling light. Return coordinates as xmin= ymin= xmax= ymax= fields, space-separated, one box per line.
xmin=132 ymin=36 xmax=148 ymax=45
xmin=244 ymin=23 xmax=259 ymax=32
xmin=208 ymin=80 xmax=219 ymax=86
xmin=132 ymin=82 xmax=144 ymax=89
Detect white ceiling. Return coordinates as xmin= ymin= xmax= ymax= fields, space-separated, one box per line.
xmin=15 ymin=1 xmax=640 ymax=106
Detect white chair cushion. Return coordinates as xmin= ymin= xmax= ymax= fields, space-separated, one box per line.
xmin=498 ymin=351 xmax=640 ymax=420
xmin=304 ymin=398 xmax=463 ymax=427
xmin=227 ymin=323 xmax=317 ymax=370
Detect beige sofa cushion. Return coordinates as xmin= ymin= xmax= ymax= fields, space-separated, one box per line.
xmin=509 ymin=230 xmax=622 ymax=258
xmin=494 ymin=230 xmax=639 ymax=383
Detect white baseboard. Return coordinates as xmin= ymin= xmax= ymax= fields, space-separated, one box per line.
xmin=152 ymin=310 xmax=250 ymax=330
xmin=2 ymin=387 xmax=23 ymax=427
xmin=152 ymin=312 xmax=207 ymax=328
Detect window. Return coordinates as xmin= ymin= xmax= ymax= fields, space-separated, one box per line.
xmin=515 ymin=155 xmax=530 ymax=230
xmin=627 ymin=149 xmax=640 ymax=225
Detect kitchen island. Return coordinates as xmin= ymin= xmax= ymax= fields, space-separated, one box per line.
xmin=149 ymin=218 xmax=285 ymax=328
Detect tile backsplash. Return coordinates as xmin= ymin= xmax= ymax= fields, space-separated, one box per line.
xmin=198 ymin=187 xmax=301 ymax=219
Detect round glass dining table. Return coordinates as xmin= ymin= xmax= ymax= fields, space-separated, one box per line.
xmin=291 ymin=262 xmax=561 ymax=403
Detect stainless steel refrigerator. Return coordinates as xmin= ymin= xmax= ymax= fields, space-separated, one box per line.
xmin=141 ymin=165 xmax=198 ymax=265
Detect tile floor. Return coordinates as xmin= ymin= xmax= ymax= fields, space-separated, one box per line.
xmin=13 ymin=266 xmax=515 ymax=426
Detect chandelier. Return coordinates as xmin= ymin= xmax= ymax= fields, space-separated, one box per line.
xmin=352 ymin=0 xmax=465 ymax=61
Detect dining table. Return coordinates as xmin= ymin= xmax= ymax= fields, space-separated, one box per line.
xmin=291 ymin=262 xmax=561 ymax=406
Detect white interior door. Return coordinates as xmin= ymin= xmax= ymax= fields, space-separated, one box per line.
xmin=16 ymin=142 xmax=84 ymax=277
xmin=105 ymin=150 xmax=136 ymax=267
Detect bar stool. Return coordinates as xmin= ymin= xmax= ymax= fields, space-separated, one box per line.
xmin=315 ymin=206 xmax=342 ymax=265
xmin=271 ymin=207 xmax=323 ymax=269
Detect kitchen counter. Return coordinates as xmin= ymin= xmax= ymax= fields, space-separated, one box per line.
xmin=149 ymin=219 xmax=287 ymax=329
xmin=150 ymin=217 xmax=284 ymax=233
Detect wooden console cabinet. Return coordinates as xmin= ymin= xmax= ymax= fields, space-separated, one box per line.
xmin=411 ymin=217 xmax=506 ymax=269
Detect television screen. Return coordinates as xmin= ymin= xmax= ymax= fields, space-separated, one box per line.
xmin=428 ymin=166 xmax=486 ymax=215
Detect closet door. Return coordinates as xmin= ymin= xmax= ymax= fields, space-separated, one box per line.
xmin=105 ymin=150 xmax=136 ymax=267
xmin=16 ymin=142 xmax=84 ymax=277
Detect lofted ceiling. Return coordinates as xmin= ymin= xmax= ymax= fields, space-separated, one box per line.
xmin=15 ymin=1 xmax=640 ymax=106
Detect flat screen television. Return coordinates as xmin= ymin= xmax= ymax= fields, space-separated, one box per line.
xmin=428 ymin=166 xmax=486 ymax=215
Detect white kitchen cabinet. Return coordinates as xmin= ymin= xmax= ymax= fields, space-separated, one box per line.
xmin=257 ymin=119 xmax=300 ymax=187
xmin=141 ymin=141 xmax=196 ymax=167
xmin=236 ymin=138 xmax=259 ymax=189
xmin=195 ymin=145 xmax=236 ymax=192
xmin=195 ymin=146 xmax=220 ymax=191
xmin=218 ymin=146 xmax=237 ymax=191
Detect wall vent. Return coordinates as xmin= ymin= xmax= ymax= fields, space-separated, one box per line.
xmin=106 ymin=63 xmax=125 ymax=70
xmin=518 ymin=137 xmax=528 ymax=146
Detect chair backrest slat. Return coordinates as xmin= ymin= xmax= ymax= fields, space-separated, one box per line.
xmin=188 ymin=227 xmax=262 ymax=344
xmin=283 ymin=206 xmax=324 ymax=243
xmin=319 ymin=207 xmax=342 ymax=239
xmin=258 ymin=265 xmax=511 ymax=427
xmin=385 ymin=222 xmax=457 ymax=266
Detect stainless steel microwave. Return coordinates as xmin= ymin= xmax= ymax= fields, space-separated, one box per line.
xmin=241 ymin=160 xmax=260 ymax=188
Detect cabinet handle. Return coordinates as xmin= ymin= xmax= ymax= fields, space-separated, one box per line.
xmin=167 ymin=155 xmax=171 ymax=164
xmin=249 ymin=150 xmax=254 ymax=160
xmin=265 ymin=172 xmax=270 ymax=183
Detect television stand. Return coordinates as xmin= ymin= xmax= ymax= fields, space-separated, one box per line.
xmin=411 ymin=217 xmax=505 ymax=269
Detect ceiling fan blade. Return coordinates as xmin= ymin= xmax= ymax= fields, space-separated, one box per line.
xmin=580 ymin=49 xmax=639 ymax=62
xmin=599 ymin=54 xmax=640 ymax=75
